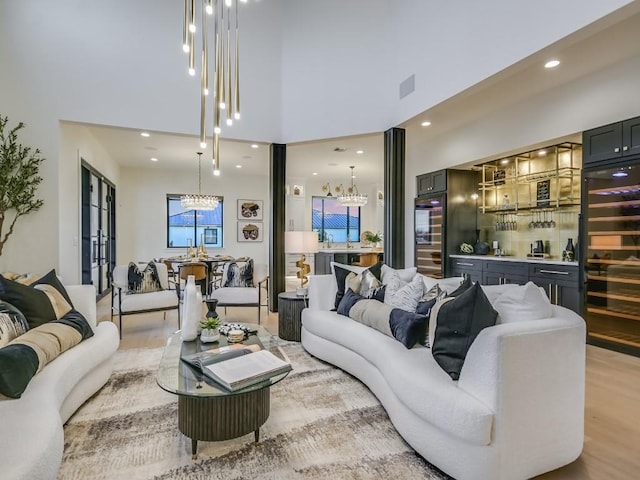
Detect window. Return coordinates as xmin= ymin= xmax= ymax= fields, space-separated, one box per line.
xmin=312 ymin=196 xmax=360 ymax=243
xmin=167 ymin=195 xmax=224 ymax=248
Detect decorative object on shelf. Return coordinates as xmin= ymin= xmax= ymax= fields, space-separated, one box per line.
xmin=377 ymin=190 xmax=384 ymax=206
xmin=459 ymin=243 xmax=474 ymax=254
xmin=237 ymin=199 xmax=263 ymax=220
xmin=562 ymin=238 xmax=575 ymax=262
xmin=335 ymin=166 xmax=368 ymax=207
xmin=291 ymin=185 xmax=304 ymax=197
xmin=199 ymin=312 xmax=221 ymax=343
xmin=0 ymin=115 xmax=45 ymax=257
xmin=237 ymin=221 xmax=263 ymax=241
xmin=536 ymin=180 xmax=551 ymax=207
xmin=493 ymin=169 xmax=506 ymax=185
xmin=181 ymin=0 xmax=248 ymax=175
xmin=180 ymin=152 xmax=219 ymax=211
xmin=474 ymin=230 xmax=490 ymax=255
xmin=285 ymin=231 xmax=319 ymax=294
xmin=181 ymin=275 xmax=200 ymax=342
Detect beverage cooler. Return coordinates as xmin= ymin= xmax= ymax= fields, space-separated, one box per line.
xmin=415 ymin=195 xmax=445 ymax=278
xmin=582 ymin=162 xmax=640 ymax=355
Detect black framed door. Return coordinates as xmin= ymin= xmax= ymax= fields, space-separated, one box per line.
xmin=81 ymin=162 xmax=116 ymax=299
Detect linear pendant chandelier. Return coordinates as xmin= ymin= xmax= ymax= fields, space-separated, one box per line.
xmin=181 ymin=152 xmax=220 ymax=210
xmin=183 ymin=0 xmax=246 ymax=176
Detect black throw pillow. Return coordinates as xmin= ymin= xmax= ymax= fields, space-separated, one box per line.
xmin=389 ymin=309 xmax=429 ymax=348
xmin=431 ymin=282 xmax=497 ymax=380
xmin=337 ymin=288 xmax=364 ymax=316
xmin=447 ymin=275 xmax=472 ymax=298
xmin=0 ymin=275 xmax=73 ymax=329
xmin=31 ymin=269 xmax=74 ymax=306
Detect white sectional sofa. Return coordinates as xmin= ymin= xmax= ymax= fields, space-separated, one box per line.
xmin=301 ymin=273 xmax=586 ymax=480
xmin=0 ymin=285 xmax=119 ymax=480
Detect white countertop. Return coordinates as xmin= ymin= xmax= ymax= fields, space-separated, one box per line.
xmin=316 ymin=248 xmax=381 ymax=254
xmin=450 ymin=254 xmax=578 ymax=267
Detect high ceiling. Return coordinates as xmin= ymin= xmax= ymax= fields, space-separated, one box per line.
xmin=82 ymin=2 xmax=640 ymax=183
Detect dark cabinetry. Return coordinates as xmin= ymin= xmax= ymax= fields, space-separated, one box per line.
xmin=416 ymin=169 xmax=447 ymax=195
xmin=449 ymin=258 xmax=483 ymax=283
xmin=583 ymin=115 xmax=640 ymax=165
xmin=528 ymin=263 xmax=580 ymax=313
xmin=314 ymin=251 xmax=383 ymax=274
xmin=415 ymin=170 xmax=477 ymax=278
xmin=448 ymin=257 xmax=580 ymax=313
xmin=482 ymin=261 xmax=528 ymax=285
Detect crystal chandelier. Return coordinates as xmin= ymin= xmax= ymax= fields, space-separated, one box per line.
xmin=182 ymin=0 xmax=247 ymax=175
xmin=181 ymin=152 xmax=219 ymax=210
xmin=336 ymin=166 xmax=368 ymax=207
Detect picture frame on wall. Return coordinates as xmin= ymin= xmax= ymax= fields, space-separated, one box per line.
xmin=237 ymin=199 xmax=263 ymax=220
xmin=237 ymin=221 xmax=263 ymax=242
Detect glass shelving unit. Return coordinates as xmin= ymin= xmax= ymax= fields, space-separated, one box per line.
xmin=478 ymin=142 xmax=582 ymax=213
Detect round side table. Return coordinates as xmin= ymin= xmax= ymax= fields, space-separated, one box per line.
xmin=278 ymin=291 xmax=307 ymax=341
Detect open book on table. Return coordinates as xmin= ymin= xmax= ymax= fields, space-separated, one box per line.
xmin=181 ymin=343 xmax=262 ymax=371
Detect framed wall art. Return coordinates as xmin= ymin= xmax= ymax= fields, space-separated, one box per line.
xmin=237 ymin=199 xmax=263 ymax=220
xmin=237 ymin=221 xmax=263 ymax=242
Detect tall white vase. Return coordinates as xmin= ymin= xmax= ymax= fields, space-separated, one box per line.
xmin=181 ymin=275 xmax=199 ymax=341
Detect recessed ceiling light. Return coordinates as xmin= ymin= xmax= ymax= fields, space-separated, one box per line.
xmin=421 ymin=121 xmax=432 ymax=127
xmin=140 ymin=132 xmax=150 ymax=137
xmin=544 ymin=60 xmax=560 ymax=69
xmin=236 ymin=164 xmax=242 ymax=169
xmin=356 ymin=150 xmax=364 ymax=155
xmin=251 ymin=144 xmax=259 ymax=149
xmin=150 ymin=157 xmax=158 ymax=162
xmin=501 ymin=159 xmax=509 ymax=165
xmin=312 ymin=172 xmax=318 ymax=176
xmin=538 ymin=150 xmax=547 ymax=156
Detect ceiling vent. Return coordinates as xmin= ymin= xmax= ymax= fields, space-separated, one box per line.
xmin=333 ymin=147 xmax=347 ymax=152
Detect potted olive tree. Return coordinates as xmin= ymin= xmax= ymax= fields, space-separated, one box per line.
xmin=0 ymin=115 xmax=44 ymax=257
xmin=199 ymin=315 xmax=221 ymax=343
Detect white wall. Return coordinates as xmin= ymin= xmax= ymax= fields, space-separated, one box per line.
xmin=118 ymin=167 xmax=270 ymax=267
xmin=58 ymin=123 xmax=121 ymax=283
xmin=387 ymin=0 xmax=635 ymax=127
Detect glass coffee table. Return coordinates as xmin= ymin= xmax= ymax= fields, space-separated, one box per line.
xmin=156 ymin=324 xmax=289 ymax=458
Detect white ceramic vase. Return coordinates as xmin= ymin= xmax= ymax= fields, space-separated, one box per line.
xmin=181 ymin=275 xmax=199 ymax=341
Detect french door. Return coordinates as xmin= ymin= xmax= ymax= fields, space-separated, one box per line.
xmin=81 ymin=162 xmax=116 ymax=299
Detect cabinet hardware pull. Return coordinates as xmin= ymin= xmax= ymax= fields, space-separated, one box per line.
xmin=614 ymin=147 xmax=620 ymax=153
xmin=555 ymin=284 xmax=559 ymax=305
xmin=539 ymin=269 xmax=569 ymax=275
xmin=623 ymin=146 xmax=629 ymax=151
xmin=456 ymin=262 xmax=474 ymax=266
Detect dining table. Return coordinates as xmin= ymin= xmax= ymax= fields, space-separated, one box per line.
xmin=163 ymin=255 xmax=235 ymax=292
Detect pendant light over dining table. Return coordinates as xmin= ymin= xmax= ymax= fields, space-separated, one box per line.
xmin=181 ymin=152 xmax=220 ymax=210
xmin=183 ymin=0 xmax=246 ymax=176
xmin=336 ymin=166 xmax=368 ymax=207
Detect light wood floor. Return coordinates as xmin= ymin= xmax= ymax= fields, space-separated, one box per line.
xmin=98 ymin=295 xmax=640 ymax=479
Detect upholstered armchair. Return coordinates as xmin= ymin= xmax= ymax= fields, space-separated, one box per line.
xmin=207 ymin=261 xmax=268 ymax=323
xmin=111 ymin=262 xmax=180 ymax=338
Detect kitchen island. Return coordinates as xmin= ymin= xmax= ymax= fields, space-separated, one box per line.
xmin=315 ymin=248 xmax=384 ymax=274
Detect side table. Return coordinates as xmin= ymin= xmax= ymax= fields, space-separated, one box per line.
xmin=278 ymin=291 xmax=307 ymax=341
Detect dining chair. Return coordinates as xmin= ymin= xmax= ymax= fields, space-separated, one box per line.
xmin=351 ymin=252 xmax=380 ymax=267
xmin=178 ymin=262 xmax=209 ymax=297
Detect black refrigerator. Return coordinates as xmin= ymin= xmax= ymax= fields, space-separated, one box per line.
xmin=582 ymin=161 xmax=640 ymax=356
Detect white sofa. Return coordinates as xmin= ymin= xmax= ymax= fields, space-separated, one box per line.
xmin=301 ymin=273 xmax=586 ymax=480
xmin=0 ymin=285 xmax=119 ymax=480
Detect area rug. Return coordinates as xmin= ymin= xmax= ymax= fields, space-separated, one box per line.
xmin=58 ymin=342 xmax=449 ymax=479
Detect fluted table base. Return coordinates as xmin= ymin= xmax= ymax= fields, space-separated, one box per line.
xmin=178 ymin=387 xmax=270 ymax=457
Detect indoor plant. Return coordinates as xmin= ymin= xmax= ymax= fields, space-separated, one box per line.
xmin=0 ymin=115 xmax=45 ymax=257
xmin=199 ymin=315 xmax=221 ymax=343
xmin=364 ymin=231 xmax=383 ymax=248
